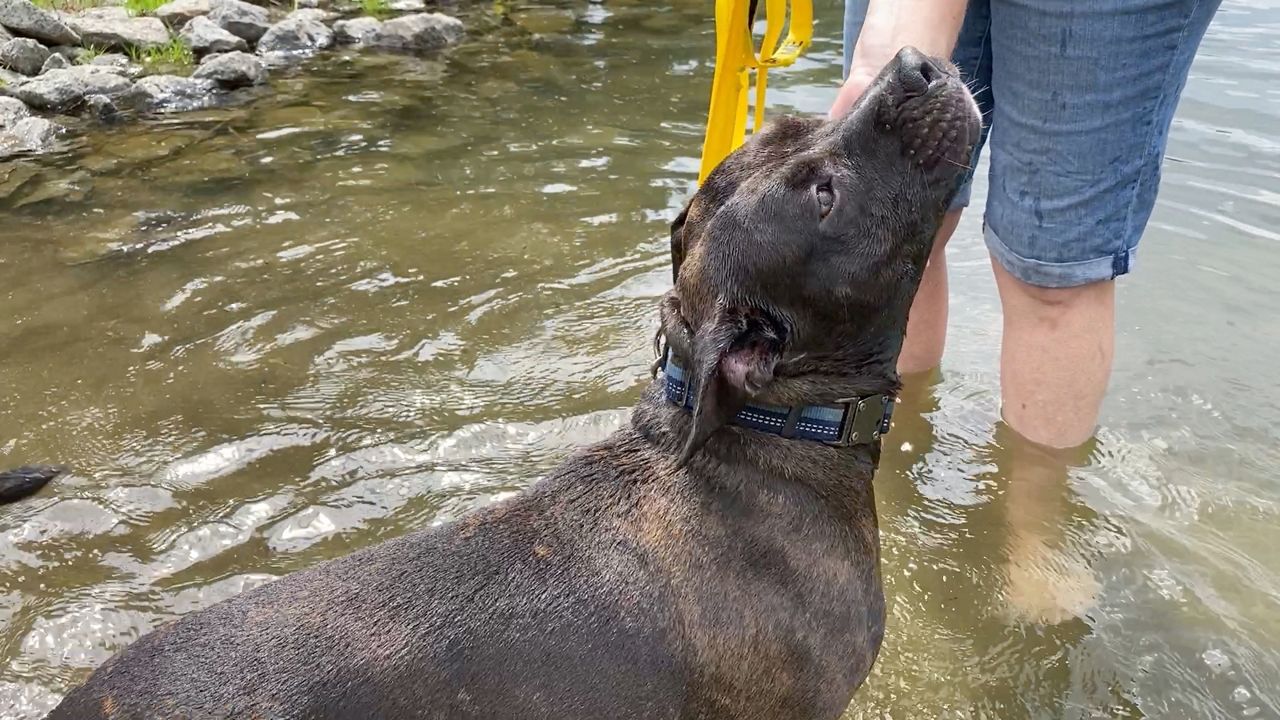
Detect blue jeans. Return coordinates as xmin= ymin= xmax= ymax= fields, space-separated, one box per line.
xmin=843 ymin=0 xmax=1221 ymax=288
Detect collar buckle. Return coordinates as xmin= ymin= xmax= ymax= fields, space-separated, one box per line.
xmin=827 ymin=395 xmax=895 ymax=447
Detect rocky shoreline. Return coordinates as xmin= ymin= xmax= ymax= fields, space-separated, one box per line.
xmin=0 ymin=0 xmax=464 ymax=158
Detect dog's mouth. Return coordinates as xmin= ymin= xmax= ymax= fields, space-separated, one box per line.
xmin=876 ymin=51 xmax=982 ymax=177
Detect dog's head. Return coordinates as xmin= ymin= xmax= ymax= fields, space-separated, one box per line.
xmin=660 ymin=47 xmax=982 ymax=463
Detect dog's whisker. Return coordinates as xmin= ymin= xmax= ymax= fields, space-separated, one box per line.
xmin=919 ymin=162 xmax=935 ymax=196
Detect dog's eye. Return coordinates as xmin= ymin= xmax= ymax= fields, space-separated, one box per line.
xmin=815 ymin=184 xmax=835 ymax=219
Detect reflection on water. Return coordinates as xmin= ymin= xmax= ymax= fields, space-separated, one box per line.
xmin=1 ymin=0 xmax=1278 ymax=717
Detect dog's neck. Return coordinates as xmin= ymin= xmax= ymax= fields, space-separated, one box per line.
xmin=629 ymin=379 xmax=881 ymax=526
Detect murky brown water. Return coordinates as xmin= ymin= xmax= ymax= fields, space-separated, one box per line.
xmin=2 ymin=0 xmax=1279 ymax=717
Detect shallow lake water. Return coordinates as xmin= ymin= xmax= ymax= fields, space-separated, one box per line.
xmin=1 ymin=0 xmax=1278 ymax=717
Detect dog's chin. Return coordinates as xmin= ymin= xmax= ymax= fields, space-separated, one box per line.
xmin=899 ymin=90 xmax=980 ymax=175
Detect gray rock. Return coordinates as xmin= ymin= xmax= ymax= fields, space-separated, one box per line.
xmin=8 ymin=68 xmax=80 ymax=109
xmin=332 ymin=16 xmax=380 ymax=44
xmin=0 ymin=22 xmax=12 ymax=44
xmin=49 ymin=45 xmax=85 ymax=61
xmin=0 ymin=37 xmax=49 ymax=76
xmin=72 ymin=5 xmax=130 ymax=20
xmin=66 ymin=13 xmax=171 ymax=51
xmin=286 ymin=7 xmax=337 ymax=22
xmin=90 ymin=52 xmax=131 ymax=68
xmin=11 ymin=113 xmax=53 ymax=141
xmin=84 ymin=92 xmax=118 ymax=122
xmin=285 ymin=7 xmax=335 ymax=23
xmin=192 ymin=49 xmax=263 ymax=87
xmin=133 ymin=74 xmax=218 ymax=112
xmin=180 ymin=15 xmax=246 ymax=55
xmin=0 ymin=114 xmax=58 ymax=156
xmin=207 ymin=0 xmax=269 ymax=44
xmin=387 ymin=0 xmax=424 ymax=11
xmin=256 ymin=16 xmax=332 ymax=56
xmin=0 ymin=94 xmax=28 ymax=125
xmin=39 ymin=50 xmax=67 ymax=73
xmin=368 ymin=12 xmax=462 ymax=52
xmin=0 ymin=66 xmax=21 ymax=85
xmin=10 ymin=65 xmax=137 ymax=111
xmin=77 ymin=62 xmax=132 ymax=79
xmin=86 ymin=51 xmax=144 ymax=77
xmin=0 ymin=0 xmax=80 ymax=46
xmin=154 ymin=0 xmax=211 ymax=29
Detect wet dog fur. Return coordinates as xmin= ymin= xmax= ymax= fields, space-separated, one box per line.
xmin=45 ymin=48 xmax=980 ymax=720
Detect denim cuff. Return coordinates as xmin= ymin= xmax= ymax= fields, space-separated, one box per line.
xmin=984 ymin=222 xmax=1135 ymax=289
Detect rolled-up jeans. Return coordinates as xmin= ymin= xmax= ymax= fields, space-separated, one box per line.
xmin=843 ymin=0 xmax=1221 ymax=288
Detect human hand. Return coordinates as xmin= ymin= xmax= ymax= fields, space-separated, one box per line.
xmin=828 ymin=68 xmax=877 ymax=119
xmin=828 ymin=0 xmax=968 ymax=119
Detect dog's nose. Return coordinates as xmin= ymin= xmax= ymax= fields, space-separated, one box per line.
xmin=894 ymin=46 xmax=946 ymax=100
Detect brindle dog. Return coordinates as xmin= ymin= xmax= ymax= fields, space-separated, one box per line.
xmin=46 ymin=47 xmax=979 ymax=720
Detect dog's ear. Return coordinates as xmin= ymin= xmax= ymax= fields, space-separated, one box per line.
xmin=670 ymin=202 xmax=691 ymax=283
xmin=677 ymin=306 xmax=785 ymax=466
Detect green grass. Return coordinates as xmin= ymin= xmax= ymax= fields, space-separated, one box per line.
xmin=30 ymin=0 xmax=103 ymax=11
xmin=126 ymin=37 xmax=194 ymax=67
xmin=360 ymin=0 xmax=390 ymax=18
xmin=124 ymin=0 xmax=169 ymax=15
xmin=123 ymin=0 xmax=168 ymax=14
xmin=75 ymin=46 xmax=107 ymax=64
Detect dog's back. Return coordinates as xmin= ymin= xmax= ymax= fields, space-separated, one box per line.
xmin=48 ymin=425 xmax=880 ymax=720
xmin=52 ymin=432 xmax=683 ymax=719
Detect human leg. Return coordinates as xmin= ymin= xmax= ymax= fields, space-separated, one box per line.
xmin=982 ymin=0 xmax=1222 ymax=621
xmin=984 ymin=0 xmax=1222 ymax=446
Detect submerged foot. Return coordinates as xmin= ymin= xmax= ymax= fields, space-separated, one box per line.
xmin=1002 ymin=536 xmax=1100 ymax=625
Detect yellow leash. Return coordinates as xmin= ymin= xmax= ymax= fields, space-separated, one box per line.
xmin=698 ymin=0 xmax=814 ymax=185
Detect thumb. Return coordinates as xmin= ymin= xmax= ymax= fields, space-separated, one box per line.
xmin=828 ymin=72 xmax=872 ymax=120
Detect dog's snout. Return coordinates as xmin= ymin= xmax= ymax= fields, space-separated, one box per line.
xmin=919 ymin=57 xmax=945 ymax=85
xmin=861 ymin=45 xmax=978 ymax=177
xmin=893 ymin=46 xmax=946 ymax=99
